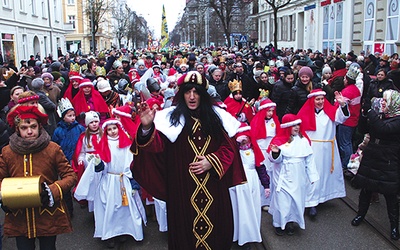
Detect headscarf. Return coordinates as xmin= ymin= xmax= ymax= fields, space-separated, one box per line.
xmin=383 ymin=89 xmax=400 ymax=118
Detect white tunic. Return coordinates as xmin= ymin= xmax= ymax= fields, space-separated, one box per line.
xmin=229 ymin=148 xmax=262 ymax=246
xmin=268 ymin=136 xmax=319 ymax=229
xmin=256 ymin=118 xmax=276 ymax=207
xmin=74 ymin=137 xmax=147 ymax=241
xmin=154 ymin=198 xmax=168 ymax=232
xmin=305 ymin=107 xmax=348 ymax=207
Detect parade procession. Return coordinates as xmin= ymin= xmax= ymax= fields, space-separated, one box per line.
xmin=1 ymin=0 xmax=400 ymax=249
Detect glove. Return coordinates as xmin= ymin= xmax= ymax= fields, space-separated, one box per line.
xmin=1 ymin=203 xmax=11 ymax=213
xmin=95 ymin=161 xmax=105 ymax=172
xmin=40 ymin=182 xmax=54 ymax=207
xmin=237 ymin=113 xmax=246 ymax=122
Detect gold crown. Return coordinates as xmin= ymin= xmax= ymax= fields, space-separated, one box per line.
xmin=228 ymin=79 xmax=242 ymax=93
xmin=98 ymin=51 xmax=105 ymax=59
xmin=96 ymin=66 xmax=106 ymax=76
xmin=70 ymin=63 xmax=80 ymax=73
xmin=259 ymin=89 xmax=270 ymax=99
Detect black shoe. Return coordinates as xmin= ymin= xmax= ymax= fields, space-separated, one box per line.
xmin=274 ymin=227 xmax=284 ymax=236
xmin=105 ymin=238 xmax=115 ymax=248
xmin=309 ymin=207 xmax=317 ymax=218
xmin=391 ymin=227 xmax=399 ymax=240
xmin=351 ymin=215 xmax=364 ymax=226
xmin=118 ymin=235 xmax=128 ymax=243
xmin=285 ymin=222 xmax=295 ymax=236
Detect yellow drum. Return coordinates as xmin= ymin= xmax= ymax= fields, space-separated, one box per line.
xmin=1 ymin=176 xmax=43 ymax=209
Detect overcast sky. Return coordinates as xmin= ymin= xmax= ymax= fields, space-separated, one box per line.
xmin=126 ymin=0 xmax=186 ymax=39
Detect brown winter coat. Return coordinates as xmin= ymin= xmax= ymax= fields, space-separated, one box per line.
xmin=0 ymin=141 xmax=77 ymax=238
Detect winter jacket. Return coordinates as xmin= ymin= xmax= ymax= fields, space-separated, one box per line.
xmin=270 ymin=79 xmax=293 ymax=121
xmin=286 ymin=80 xmax=320 ymax=115
xmin=52 ymin=120 xmax=85 ymax=162
xmin=352 ymin=112 xmax=400 ymax=194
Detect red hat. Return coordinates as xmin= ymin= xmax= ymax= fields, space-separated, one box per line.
xmin=267 ymin=114 xmax=310 ymax=152
xmin=69 ymin=71 xmax=83 ymax=81
xmin=177 ymin=71 xmax=209 ymax=90
xmin=236 ymin=123 xmax=251 ymax=143
xmin=146 ymin=98 xmax=162 ymax=110
xmin=18 ymin=95 xmax=39 ymax=104
xmin=99 ymin=119 xmax=132 ymax=163
xmin=112 ymin=105 xmax=132 ymax=118
xmin=112 ymin=105 xmax=140 ymax=138
xmin=79 ymin=78 xmax=93 ymax=88
xmin=250 ymin=98 xmax=280 ymax=166
xmin=7 ymin=105 xmax=48 ymax=128
xmin=297 ymin=89 xmax=336 ymax=131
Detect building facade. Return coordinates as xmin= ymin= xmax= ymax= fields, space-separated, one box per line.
xmin=63 ymin=0 xmax=114 ymax=54
xmin=0 ymin=0 xmax=67 ymax=64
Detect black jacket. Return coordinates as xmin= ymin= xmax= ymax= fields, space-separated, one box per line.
xmin=270 ymin=79 xmax=293 ymax=121
xmin=285 ymin=80 xmax=320 ymax=115
xmin=352 ymin=111 xmax=400 ymax=194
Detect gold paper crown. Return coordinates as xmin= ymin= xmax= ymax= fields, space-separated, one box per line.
xmin=98 ymin=51 xmax=106 ymax=59
xmin=70 ymin=63 xmax=80 ymax=73
xmin=228 ymin=79 xmax=242 ymax=93
xmin=96 ymin=66 xmax=106 ymax=76
xmin=259 ymin=89 xmax=270 ymax=99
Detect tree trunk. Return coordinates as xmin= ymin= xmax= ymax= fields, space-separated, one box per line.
xmin=273 ymin=8 xmax=278 ymax=50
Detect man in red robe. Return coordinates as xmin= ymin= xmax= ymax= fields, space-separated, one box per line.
xmin=132 ymin=71 xmax=246 ymax=250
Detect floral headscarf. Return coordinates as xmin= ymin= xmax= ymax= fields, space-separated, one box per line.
xmin=383 ymin=89 xmax=400 ymax=117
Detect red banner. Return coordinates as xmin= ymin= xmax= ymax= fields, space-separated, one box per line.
xmin=321 ymin=0 xmax=331 ymax=6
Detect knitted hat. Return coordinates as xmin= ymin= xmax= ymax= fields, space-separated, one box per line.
xmin=322 ymin=66 xmax=332 ymax=74
xmin=18 ymin=94 xmax=39 ymax=104
xmin=84 ymin=111 xmax=100 ymax=127
xmin=113 ymin=60 xmax=122 ymax=69
xmin=334 ymin=59 xmax=346 ymax=70
xmin=41 ymin=72 xmax=54 ymax=80
xmin=298 ymin=66 xmax=313 ymax=79
xmin=96 ymin=79 xmax=111 ymax=93
xmin=30 ymin=78 xmax=44 ymax=90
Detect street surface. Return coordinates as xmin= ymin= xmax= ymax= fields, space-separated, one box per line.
xmin=1 ymin=180 xmax=398 ymax=249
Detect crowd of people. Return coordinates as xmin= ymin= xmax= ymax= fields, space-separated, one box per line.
xmin=0 ymin=44 xmax=400 ymax=249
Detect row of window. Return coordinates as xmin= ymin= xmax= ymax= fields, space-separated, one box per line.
xmin=2 ymin=0 xmax=60 ymax=22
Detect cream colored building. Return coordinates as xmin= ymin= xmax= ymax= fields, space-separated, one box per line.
xmin=0 ymin=0 xmax=67 ymax=64
xmin=63 ymin=0 xmax=114 ymax=54
xmin=352 ymin=0 xmax=399 ymax=55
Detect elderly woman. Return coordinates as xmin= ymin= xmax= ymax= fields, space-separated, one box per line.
xmin=351 ymin=89 xmax=400 ymax=241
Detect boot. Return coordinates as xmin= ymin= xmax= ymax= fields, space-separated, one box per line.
xmin=386 ymin=194 xmax=399 ymax=240
xmin=352 ymin=189 xmax=371 ymax=226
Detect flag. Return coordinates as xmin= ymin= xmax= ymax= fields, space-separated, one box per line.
xmin=160 ymin=5 xmax=169 ymax=48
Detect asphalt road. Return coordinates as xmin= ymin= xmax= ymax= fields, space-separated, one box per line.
xmin=1 ymin=181 xmax=398 ymax=250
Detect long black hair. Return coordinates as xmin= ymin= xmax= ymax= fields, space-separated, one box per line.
xmin=170 ymin=83 xmax=224 ymax=140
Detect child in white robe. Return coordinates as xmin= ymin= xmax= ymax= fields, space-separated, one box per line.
xmin=268 ymin=114 xmax=319 ymax=236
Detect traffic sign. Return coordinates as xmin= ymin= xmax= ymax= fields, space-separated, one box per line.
xmin=239 ymin=35 xmax=247 ymax=43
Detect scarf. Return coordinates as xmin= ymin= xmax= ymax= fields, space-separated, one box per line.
xmin=9 ymin=128 xmax=50 ymax=155
xmin=383 ymin=89 xmax=400 ymax=118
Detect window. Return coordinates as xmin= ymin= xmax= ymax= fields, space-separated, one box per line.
xmin=20 ymin=0 xmax=25 ymax=12
xmin=22 ymin=35 xmax=28 ymax=60
xmin=31 ymin=0 xmax=36 ymax=15
xmin=269 ymin=17 xmax=274 ymax=43
xmin=385 ymin=0 xmax=399 ymax=55
xmin=322 ymin=3 xmax=344 ymax=55
xmin=54 ymin=0 xmax=59 ymax=22
xmin=41 ymin=0 xmax=46 ymax=18
xmin=289 ymin=15 xmax=295 ymax=41
xmin=69 ymin=15 xmax=76 ymax=29
xmin=364 ymin=0 xmax=376 ymax=53
xmin=67 ymin=0 xmax=74 ymax=4
xmin=3 ymin=0 xmax=9 ymax=8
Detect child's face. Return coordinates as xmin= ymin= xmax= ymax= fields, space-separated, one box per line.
xmin=63 ymin=110 xmax=76 ymax=123
xmin=88 ymin=120 xmax=99 ymax=131
xmin=291 ymin=124 xmax=300 ymax=136
xmin=106 ymin=124 xmax=119 ymax=138
xmin=265 ymin=107 xmax=275 ymax=119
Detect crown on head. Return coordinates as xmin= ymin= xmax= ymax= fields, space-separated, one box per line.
xmin=70 ymin=63 xmax=81 ymax=73
xmin=228 ymin=79 xmax=242 ymax=93
xmin=57 ymin=98 xmax=74 ymax=118
xmin=96 ymin=66 xmax=106 ymax=76
xmin=259 ymin=89 xmax=270 ymax=99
